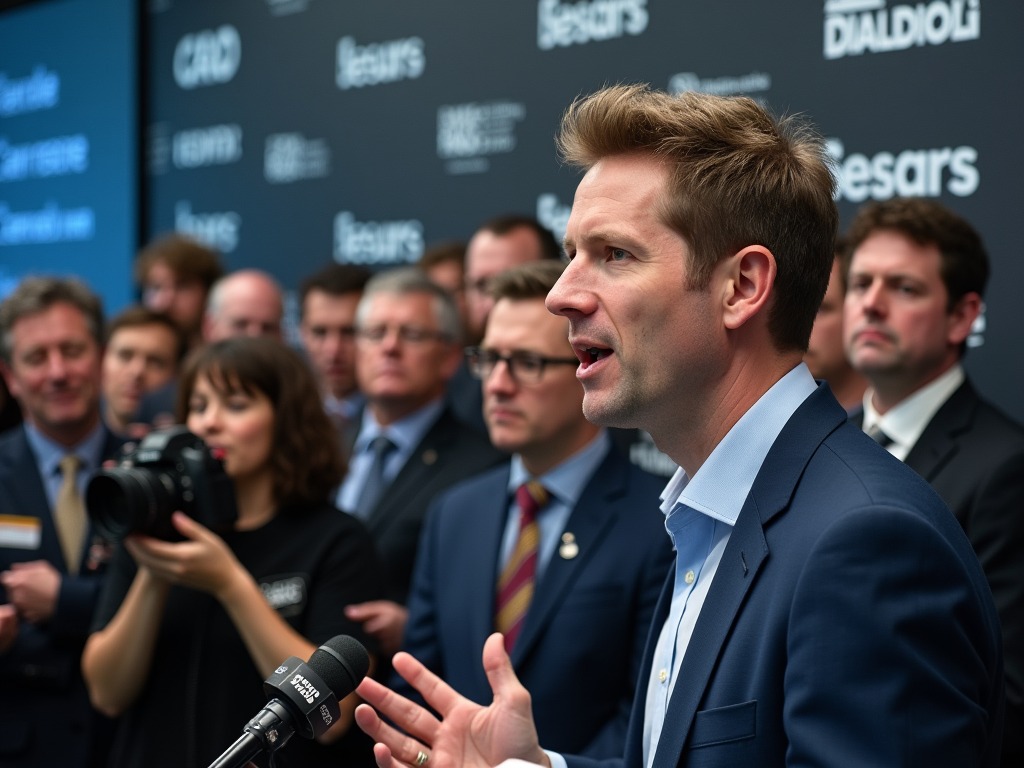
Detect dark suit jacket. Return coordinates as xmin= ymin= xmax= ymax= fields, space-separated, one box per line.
xmin=853 ymin=377 xmax=1024 ymax=761
xmin=361 ymin=407 xmax=504 ymax=604
xmin=563 ymin=384 xmax=1003 ymax=768
xmin=401 ymin=447 xmax=673 ymax=758
xmin=0 ymin=425 xmax=123 ymax=768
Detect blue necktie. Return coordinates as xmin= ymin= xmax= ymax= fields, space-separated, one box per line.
xmin=353 ymin=435 xmax=396 ymax=519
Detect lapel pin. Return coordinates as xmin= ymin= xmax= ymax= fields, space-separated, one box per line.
xmin=422 ymin=449 xmax=438 ymax=465
xmin=559 ymin=531 xmax=578 ymax=559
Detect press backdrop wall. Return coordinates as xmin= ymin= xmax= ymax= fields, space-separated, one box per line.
xmin=146 ymin=0 xmax=1024 ymax=421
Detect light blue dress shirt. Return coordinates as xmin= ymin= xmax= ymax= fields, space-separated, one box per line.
xmin=336 ymin=398 xmax=445 ymax=513
xmin=500 ymin=430 xmax=611 ymax=585
xmin=23 ymin=420 xmax=107 ymax=510
xmin=546 ymin=363 xmax=816 ymax=768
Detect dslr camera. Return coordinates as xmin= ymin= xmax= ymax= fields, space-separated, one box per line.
xmin=86 ymin=426 xmax=238 ymax=542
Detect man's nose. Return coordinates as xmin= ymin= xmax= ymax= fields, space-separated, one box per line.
xmin=546 ymin=258 xmax=596 ymax=318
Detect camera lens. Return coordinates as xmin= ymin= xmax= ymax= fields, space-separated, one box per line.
xmin=86 ymin=467 xmax=176 ymax=542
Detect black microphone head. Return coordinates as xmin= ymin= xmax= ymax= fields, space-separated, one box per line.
xmin=307 ymin=635 xmax=369 ymax=699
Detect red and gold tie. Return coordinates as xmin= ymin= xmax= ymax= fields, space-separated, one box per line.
xmin=495 ymin=480 xmax=549 ymax=654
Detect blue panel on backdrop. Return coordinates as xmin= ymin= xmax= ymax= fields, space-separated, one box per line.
xmin=0 ymin=0 xmax=137 ymax=316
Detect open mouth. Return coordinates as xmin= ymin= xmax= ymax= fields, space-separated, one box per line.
xmin=575 ymin=343 xmax=613 ymax=370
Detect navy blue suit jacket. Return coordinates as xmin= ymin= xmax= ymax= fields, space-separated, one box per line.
xmin=563 ymin=385 xmax=1004 ymax=768
xmin=0 ymin=425 xmax=123 ymax=767
xmin=401 ymin=446 xmax=674 ymax=758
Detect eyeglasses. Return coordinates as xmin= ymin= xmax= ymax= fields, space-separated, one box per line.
xmin=356 ymin=325 xmax=451 ymax=345
xmin=465 ymin=347 xmax=578 ymax=384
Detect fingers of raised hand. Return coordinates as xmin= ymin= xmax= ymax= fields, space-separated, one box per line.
xmin=482 ymin=633 xmax=531 ymax=711
xmin=355 ymin=702 xmax=434 ymax=767
xmin=373 ymin=742 xmax=416 ymax=768
xmin=392 ymin=651 xmax=465 ymax=719
xmin=357 ymin=677 xmax=441 ymax=746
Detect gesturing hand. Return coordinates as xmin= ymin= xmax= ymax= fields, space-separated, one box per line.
xmin=125 ymin=512 xmax=243 ymax=600
xmin=355 ymin=633 xmax=549 ymax=768
xmin=0 ymin=560 xmax=61 ymax=624
xmin=345 ymin=600 xmax=409 ymax=658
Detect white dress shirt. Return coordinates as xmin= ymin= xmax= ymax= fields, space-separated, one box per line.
xmin=861 ymin=363 xmax=964 ymax=462
xmin=547 ymin=364 xmax=817 ymax=768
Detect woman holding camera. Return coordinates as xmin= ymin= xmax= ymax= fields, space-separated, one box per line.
xmin=82 ymin=338 xmax=382 ymax=768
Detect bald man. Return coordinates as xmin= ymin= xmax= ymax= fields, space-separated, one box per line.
xmin=202 ymin=270 xmax=284 ymax=341
xmin=137 ymin=269 xmax=285 ymax=427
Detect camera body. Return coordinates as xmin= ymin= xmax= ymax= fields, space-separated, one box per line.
xmin=86 ymin=426 xmax=238 ymax=542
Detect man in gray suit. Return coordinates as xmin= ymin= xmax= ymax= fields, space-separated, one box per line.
xmin=339 ymin=269 xmax=503 ymax=657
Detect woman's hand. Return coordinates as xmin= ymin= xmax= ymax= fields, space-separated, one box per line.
xmin=125 ymin=512 xmax=245 ymax=600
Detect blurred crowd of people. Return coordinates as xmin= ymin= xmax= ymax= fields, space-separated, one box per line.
xmin=0 ymin=195 xmax=1021 ymax=768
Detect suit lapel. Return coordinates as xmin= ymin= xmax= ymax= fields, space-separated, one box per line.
xmin=510 ymin=449 xmax=626 ymax=668
xmin=466 ymin=466 xmax=513 ymax=692
xmin=650 ymin=385 xmax=848 ymax=768
xmin=903 ymin=380 xmax=975 ymax=481
xmin=0 ymin=427 xmax=61 ymax=567
xmin=365 ymin=411 xmax=456 ymax=537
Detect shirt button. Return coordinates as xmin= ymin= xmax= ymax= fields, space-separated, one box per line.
xmin=685 ymin=570 xmax=695 ymax=584
xmin=658 ymin=669 xmax=667 ymax=683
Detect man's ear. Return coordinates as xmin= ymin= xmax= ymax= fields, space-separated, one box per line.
xmin=720 ymin=245 xmax=776 ymax=332
xmin=0 ymin=361 xmax=20 ymax=401
xmin=946 ymin=291 xmax=982 ymax=347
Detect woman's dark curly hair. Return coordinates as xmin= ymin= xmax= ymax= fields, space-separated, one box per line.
xmin=176 ymin=338 xmax=345 ymax=510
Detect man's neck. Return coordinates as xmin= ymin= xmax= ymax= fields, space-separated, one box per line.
xmin=869 ymin=356 xmax=960 ymax=415
xmin=652 ymin=350 xmax=803 ymax=477
xmin=519 ymin=424 xmax=602 ymax=477
xmin=29 ymin=410 xmax=102 ymax=448
xmin=369 ymin=397 xmax=438 ymax=428
xmin=103 ymin=403 xmax=130 ymax=436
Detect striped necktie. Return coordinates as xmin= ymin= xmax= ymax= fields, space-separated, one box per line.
xmin=495 ymin=480 xmax=549 ymax=654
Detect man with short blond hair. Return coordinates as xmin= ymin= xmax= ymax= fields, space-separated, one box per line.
xmin=355 ymin=85 xmax=1004 ymax=768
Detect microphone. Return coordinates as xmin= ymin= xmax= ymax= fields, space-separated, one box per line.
xmin=208 ymin=635 xmax=370 ymax=768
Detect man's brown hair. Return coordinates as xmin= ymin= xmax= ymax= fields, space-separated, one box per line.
xmin=487 ymin=261 xmax=566 ymax=303
xmin=135 ymin=234 xmax=225 ymax=290
xmin=176 ymin=338 xmax=345 ymax=509
xmin=418 ymin=241 xmax=467 ymax=272
xmin=0 ymin=277 xmax=104 ymax=364
xmin=843 ymin=197 xmax=989 ymax=309
xmin=479 ymin=215 xmax=563 ymax=262
xmin=557 ymin=84 xmax=839 ymax=352
xmin=105 ymin=306 xmax=188 ymax=364
xmin=299 ymin=263 xmax=372 ymax=318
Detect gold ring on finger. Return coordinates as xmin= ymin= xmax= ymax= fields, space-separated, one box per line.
xmin=415 ymin=751 xmax=429 ymax=766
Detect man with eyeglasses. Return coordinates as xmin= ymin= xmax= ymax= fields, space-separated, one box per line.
xmin=397 ymin=261 xmax=672 ymax=759
xmin=339 ymin=268 xmax=504 ymax=659
xmin=447 ymin=215 xmax=563 ymax=435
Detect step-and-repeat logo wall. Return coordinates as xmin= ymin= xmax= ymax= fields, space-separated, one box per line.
xmin=144 ymin=0 xmax=1024 ymax=421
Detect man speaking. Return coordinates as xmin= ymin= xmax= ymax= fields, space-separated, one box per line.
xmin=353 ymin=86 xmax=1004 ymax=767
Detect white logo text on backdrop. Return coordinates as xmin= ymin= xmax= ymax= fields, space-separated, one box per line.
xmin=264 ymin=133 xmax=331 ymax=183
xmin=175 ymin=200 xmax=240 ymax=252
xmin=174 ymin=25 xmax=242 ymax=89
xmin=827 ymin=138 xmax=978 ymax=202
xmin=334 ymin=211 xmax=424 ymax=265
xmin=538 ymin=0 xmax=648 ymax=49
xmin=824 ymin=0 xmax=979 ymax=60
xmin=172 ymin=124 xmax=243 ymax=170
xmin=336 ymin=36 xmax=424 ymax=90
xmin=0 ymin=66 xmax=60 ymax=117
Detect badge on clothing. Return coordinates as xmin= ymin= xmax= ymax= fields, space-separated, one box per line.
xmin=0 ymin=515 xmax=42 ymax=549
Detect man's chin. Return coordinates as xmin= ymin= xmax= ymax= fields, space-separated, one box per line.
xmin=581 ymin=392 xmax=639 ymax=430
